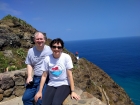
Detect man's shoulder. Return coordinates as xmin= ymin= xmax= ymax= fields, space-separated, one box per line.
xmin=44 ymin=45 xmax=50 ymax=47
xmin=44 ymin=45 xmax=52 ymax=53
xmin=44 ymin=54 xmax=52 ymax=62
xmin=28 ymin=47 xmax=34 ymax=52
xmin=44 ymin=45 xmax=51 ymax=50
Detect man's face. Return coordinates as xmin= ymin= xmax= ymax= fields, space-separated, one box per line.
xmin=34 ymin=33 xmax=46 ymax=47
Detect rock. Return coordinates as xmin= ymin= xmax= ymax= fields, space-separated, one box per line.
xmin=14 ymin=77 xmax=25 ymax=86
xmin=1 ymin=77 xmax=14 ymax=90
xmin=14 ymin=86 xmax=25 ymax=96
xmin=3 ymin=50 xmax=13 ymax=58
xmin=0 ymin=94 xmax=3 ymax=101
xmin=81 ymin=92 xmax=94 ymax=99
xmin=3 ymin=88 xmax=13 ymax=97
xmin=0 ymin=89 xmax=4 ymax=94
xmin=63 ymin=87 xmax=106 ymax=105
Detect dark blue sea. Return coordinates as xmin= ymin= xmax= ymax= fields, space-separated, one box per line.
xmin=65 ymin=36 xmax=140 ymax=105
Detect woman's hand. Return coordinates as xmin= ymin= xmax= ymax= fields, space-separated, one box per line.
xmin=34 ymin=91 xmax=42 ymax=102
xmin=71 ymin=92 xmax=80 ymax=101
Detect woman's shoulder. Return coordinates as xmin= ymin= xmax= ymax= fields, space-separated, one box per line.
xmin=62 ymin=52 xmax=70 ymax=56
xmin=61 ymin=53 xmax=71 ymax=60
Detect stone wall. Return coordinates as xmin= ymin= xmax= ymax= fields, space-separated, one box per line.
xmin=0 ymin=69 xmax=107 ymax=105
xmin=0 ymin=68 xmax=27 ymax=102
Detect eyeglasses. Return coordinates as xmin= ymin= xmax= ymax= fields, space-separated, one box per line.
xmin=52 ymin=46 xmax=62 ymax=49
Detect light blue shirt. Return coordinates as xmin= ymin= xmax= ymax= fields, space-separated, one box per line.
xmin=25 ymin=45 xmax=52 ymax=76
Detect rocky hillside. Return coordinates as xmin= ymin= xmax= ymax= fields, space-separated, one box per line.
xmin=0 ymin=15 xmax=134 ymax=105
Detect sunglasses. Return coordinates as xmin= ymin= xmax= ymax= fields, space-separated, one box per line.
xmin=52 ymin=46 xmax=62 ymax=49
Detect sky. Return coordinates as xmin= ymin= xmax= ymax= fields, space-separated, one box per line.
xmin=0 ymin=0 xmax=140 ymax=41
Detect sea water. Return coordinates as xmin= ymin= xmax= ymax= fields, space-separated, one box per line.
xmin=65 ymin=36 xmax=140 ymax=105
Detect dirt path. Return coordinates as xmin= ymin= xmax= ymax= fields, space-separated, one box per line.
xmin=0 ymin=96 xmax=23 ymax=105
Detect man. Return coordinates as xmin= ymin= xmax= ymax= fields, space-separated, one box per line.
xmin=22 ymin=32 xmax=52 ymax=105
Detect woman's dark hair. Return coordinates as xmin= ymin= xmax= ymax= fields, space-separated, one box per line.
xmin=50 ymin=38 xmax=64 ymax=48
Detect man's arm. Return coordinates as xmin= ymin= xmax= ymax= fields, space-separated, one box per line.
xmin=26 ymin=64 xmax=33 ymax=84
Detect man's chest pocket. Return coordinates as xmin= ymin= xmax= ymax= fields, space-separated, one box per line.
xmin=32 ymin=56 xmax=45 ymax=64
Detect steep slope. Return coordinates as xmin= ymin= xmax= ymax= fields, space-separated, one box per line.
xmin=73 ymin=59 xmax=134 ymax=105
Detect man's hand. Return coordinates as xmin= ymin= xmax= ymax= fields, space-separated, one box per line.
xmin=26 ymin=77 xmax=33 ymax=84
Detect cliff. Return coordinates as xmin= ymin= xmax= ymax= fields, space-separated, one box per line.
xmin=0 ymin=15 xmax=134 ymax=105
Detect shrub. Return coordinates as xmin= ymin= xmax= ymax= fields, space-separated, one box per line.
xmin=0 ymin=52 xmax=9 ymax=72
xmin=16 ymin=48 xmax=26 ymax=59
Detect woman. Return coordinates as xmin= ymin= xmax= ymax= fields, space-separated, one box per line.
xmin=34 ymin=38 xmax=80 ymax=105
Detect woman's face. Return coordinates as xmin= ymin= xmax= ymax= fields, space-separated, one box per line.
xmin=51 ymin=42 xmax=63 ymax=58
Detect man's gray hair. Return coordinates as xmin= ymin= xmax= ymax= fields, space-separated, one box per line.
xmin=34 ymin=32 xmax=47 ymax=40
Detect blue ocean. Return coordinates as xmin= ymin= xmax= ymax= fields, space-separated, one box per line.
xmin=65 ymin=36 xmax=140 ymax=105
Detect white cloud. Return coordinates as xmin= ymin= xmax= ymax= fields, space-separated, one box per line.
xmin=0 ymin=2 xmax=21 ymax=15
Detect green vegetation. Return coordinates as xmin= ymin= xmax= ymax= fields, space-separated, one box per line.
xmin=73 ymin=64 xmax=78 ymax=69
xmin=0 ymin=52 xmax=9 ymax=72
xmin=2 ymin=14 xmax=33 ymax=27
xmin=0 ymin=48 xmax=27 ymax=73
xmin=17 ymin=48 xmax=26 ymax=59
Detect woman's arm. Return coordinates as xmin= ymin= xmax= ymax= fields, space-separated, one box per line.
xmin=34 ymin=71 xmax=48 ymax=102
xmin=67 ymin=69 xmax=74 ymax=91
xmin=67 ymin=70 xmax=80 ymax=100
xmin=39 ymin=71 xmax=48 ymax=92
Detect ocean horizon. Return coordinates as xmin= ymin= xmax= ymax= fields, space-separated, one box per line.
xmin=65 ymin=36 xmax=140 ymax=105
